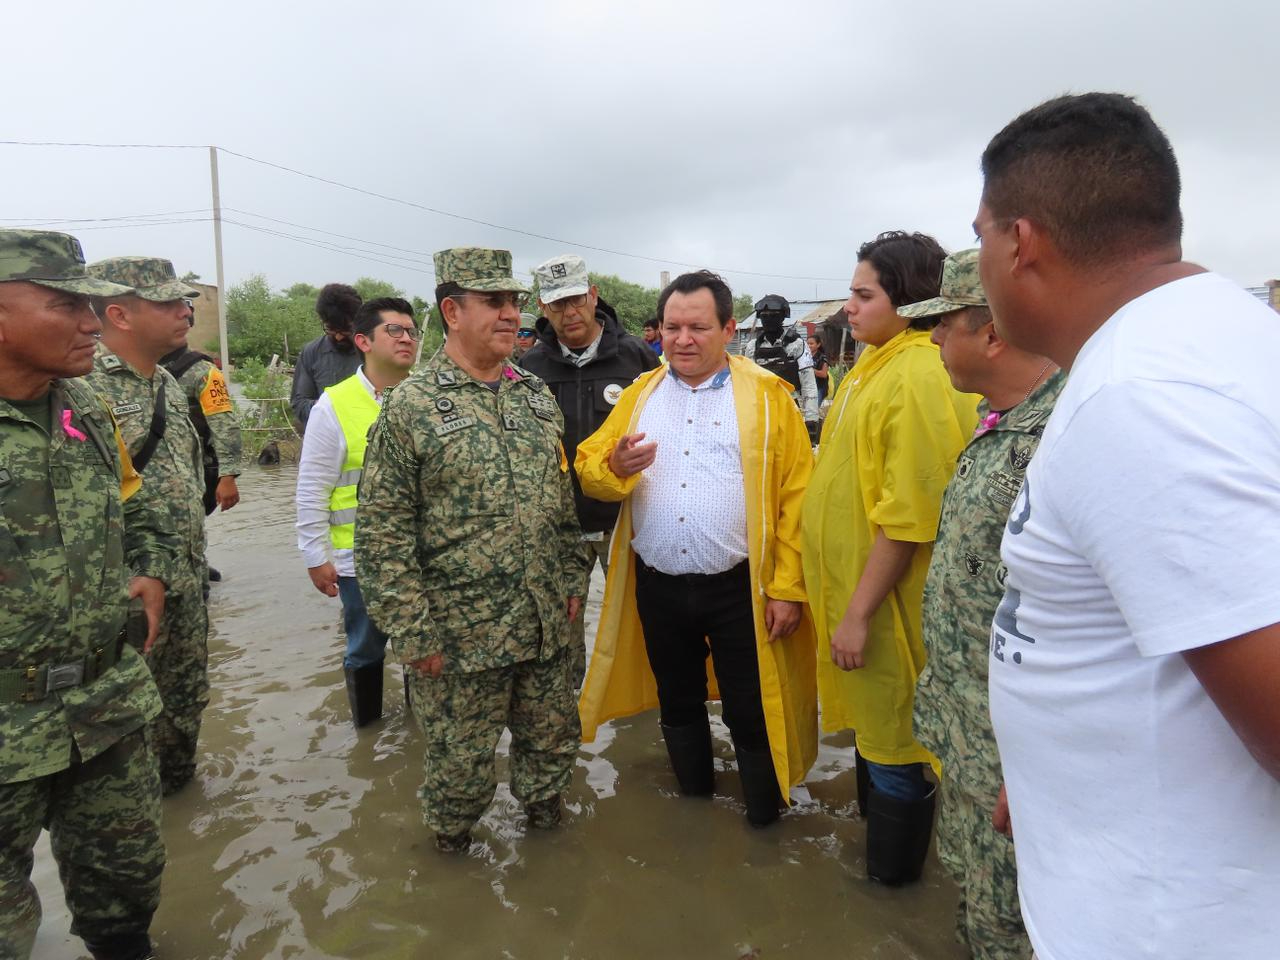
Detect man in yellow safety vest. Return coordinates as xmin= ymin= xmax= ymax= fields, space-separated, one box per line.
xmin=295 ymin=296 xmax=420 ymax=726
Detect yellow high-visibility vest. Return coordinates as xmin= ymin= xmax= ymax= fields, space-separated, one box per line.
xmin=325 ymin=373 xmax=380 ymax=550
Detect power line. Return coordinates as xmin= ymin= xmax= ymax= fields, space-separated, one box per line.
xmin=0 ymin=138 xmax=847 ymax=283
xmin=0 ymin=217 xmax=211 ymax=232
xmin=0 ymin=208 xmax=212 ymax=226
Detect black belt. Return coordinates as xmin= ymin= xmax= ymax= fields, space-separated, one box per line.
xmin=0 ymin=641 xmax=124 ymax=704
xmin=634 ymin=556 xmax=749 ymax=587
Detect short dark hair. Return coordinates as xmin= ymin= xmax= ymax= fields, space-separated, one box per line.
xmin=353 ymin=296 xmax=415 ymax=338
xmin=981 ymin=92 xmax=1182 ymax=266
xmin=958 ymin=305 xmax=994 ymax=330
xmin=434 ymin=281 xmax=465 ymax=310
xmin=656 ymin=270 xmax=734 ymax=328
xmin=856 ymin=231 xmax=948 ymax=330
xmin=316 ymin=283 xmax=362 ymax=332
xmin=643 ymin=316 xmax=660 ymax=330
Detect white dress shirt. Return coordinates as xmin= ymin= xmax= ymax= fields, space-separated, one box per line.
xmin=295 ymin=366 xmax=380 ymax=577
xmin=631 ymin=364 xmax=748 ymax=575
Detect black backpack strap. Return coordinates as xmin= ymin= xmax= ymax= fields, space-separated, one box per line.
xmin=130 ymin=378 xmax=168 ymax=473
xmin=160 ymin=349 xmax=214 ymax=381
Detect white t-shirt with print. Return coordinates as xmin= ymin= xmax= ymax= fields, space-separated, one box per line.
xmin=989 ymin=272 xmax=1280 ymax=960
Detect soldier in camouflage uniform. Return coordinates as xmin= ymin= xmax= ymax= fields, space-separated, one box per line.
xmin=159 ymin=313 xmax=243 ymax=517
xmin=357 ymin=248 xmax=589 ymax=854
xmin=0 ymin=230 xmax=176 ymax=960
xmin=908 ymin=249 xmax=1064 ymax=960
xmin=85 ymin=257 xmax=210 ymax=797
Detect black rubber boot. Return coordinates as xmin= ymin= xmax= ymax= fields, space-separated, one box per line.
xmin=84 ymin=931 xmax=154 ymax=960
xmin=207 ymin=566 xmax=222 ymax=582
xmin=659 ymin=719 xmax=714 ymax=795
xmin=344 ymin=662 xmax=384 ymax=728
xmin=403 ymin=669 xmax=413 ymax=713
xmin=865 ymin=784 xmax=937 ymax=886
xmin=733 ymin=743 xmax=782 ymax=828
xmin=854 ymin=748 xmax=871 ymax=818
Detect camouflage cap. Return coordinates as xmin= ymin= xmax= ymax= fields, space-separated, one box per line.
xmin=897 ymin=248 xmax=987 ymax=318
xmin=433 ymin=247 xmax=529 ymax=293
xmin=0 ymin=229 xmax=133 ymax=296
xmin=532 ymin=254 xmax=590 ymax=303
xmin=87 ymin=256 xmax=199 ymax=302
xmin=519 ymin=312 xmax=538 ymax=331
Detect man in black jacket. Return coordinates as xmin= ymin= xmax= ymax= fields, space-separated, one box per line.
xmin=522 ymin=254 xmax=660 ymax=686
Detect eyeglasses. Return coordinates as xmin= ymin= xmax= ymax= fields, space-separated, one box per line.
xmin=450 ymin=291 xmax=530 ymax=311
xmin=381 ymin=322 xmax=420 ymax=341
xmin=543 ymin=293 xmax=589 ymax=315
xmin=517 ymin=329 xmax=535 ymax=339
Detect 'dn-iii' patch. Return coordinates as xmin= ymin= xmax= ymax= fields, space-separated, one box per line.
xmin=199 ymin=368 xmax=234 ymax=415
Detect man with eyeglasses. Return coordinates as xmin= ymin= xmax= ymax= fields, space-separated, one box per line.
xmin=520 ymin=254 xmax=659 ymax=687
xmin=357 ymin=248 xmax=590 ymax=853
xmin=290 ymin=283 xmax=364 ymax=428
xmin=295 ymin=297 xmax=419 ymax=727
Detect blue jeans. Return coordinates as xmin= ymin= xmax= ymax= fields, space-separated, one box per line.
xmin=337 ymin=576 xmax=388 ymax=669
xmin=865 ymin=759 xmax=932 ymax=802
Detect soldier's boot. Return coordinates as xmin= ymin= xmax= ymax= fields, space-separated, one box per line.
xmin=525 ymin=795 xmax=562 ymax=830
xmin=659 ymin=719 xmax=714 ymax=796
xmin=83 ymin=931 xmax=155 ymax=960
xmin=207 ymin=566 xmax=222 ymax=582
xmin=865 ymin=784 xmax=937 ymax=886
xmin=402 ymin=669 xmax=413 ymax=713
xmin=435 ymin=831 xmax=471 ymax=855
xmin=733 ymin=743 xmax=782 ymax=828
xmin=344 ymin=662 xmax=384 ymax=728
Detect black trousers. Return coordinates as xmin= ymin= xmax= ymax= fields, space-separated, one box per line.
xmin=634 ymin=558 xmax=769 ymax=753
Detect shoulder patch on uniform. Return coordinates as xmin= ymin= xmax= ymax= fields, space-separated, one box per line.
xmin=112 ymin=402 xmax=143 ymax=417
xmin=199 ymin=368 xmax=234 ymax=416
xmin=100 ymin=354 xmax=124 ymax=372
xmin=602 ymin=383 xmax=623 ymax=405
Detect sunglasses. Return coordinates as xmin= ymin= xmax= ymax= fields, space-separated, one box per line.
xmin=517 ymin=329 xmax=535 ymax=339
xmin=451 ymin=291 xmax=530 ymax=311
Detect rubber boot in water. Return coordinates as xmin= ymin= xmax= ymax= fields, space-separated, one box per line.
xmin=345 ymin=662 xmax=384 ymax=728
xmin=84 ymin=931 xmax=154 ymax=960
xmin=854 ymin=747 xmax=871 ymax=818
xmin=659 ymin=719 xmax=714 ymax=795
xmin=865 ymin=784 xmax=937 ymax=886
xmin=733 ymin=743 xmax=782 ymax=827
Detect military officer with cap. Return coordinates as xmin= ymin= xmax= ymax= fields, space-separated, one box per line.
xmin=84 ymin=256 xmax=210 ymax=797
xmin=357 ymin=247 xmax=589 ymax=854
xmin=0 ymin=229 xmax=175 ymax=960
xmin=909 ymin=248 xmax=1062 ymax=959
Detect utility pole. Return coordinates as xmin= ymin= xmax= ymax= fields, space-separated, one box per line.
xmin=209 ymin=146 xmax=230 ymax=372
xmin=660 ymin=270 xmax=670 ymax=290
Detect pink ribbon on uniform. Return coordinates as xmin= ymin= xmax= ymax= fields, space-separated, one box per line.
xmin=61 ymin=409 xmax=88 ymax=442
xmin=973 ymin=411 xmax=1001 ymax=438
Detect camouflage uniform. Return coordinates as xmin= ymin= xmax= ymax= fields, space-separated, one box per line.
xmin=357 ymin=248 xmax=588 ymax=841
xmin=0 ymin=229 xmax=175 ymax=960
xmin=84 ymin=256 xmax=210 ymax=796
xmin=164 ymin=352 xmax=242 ymax=505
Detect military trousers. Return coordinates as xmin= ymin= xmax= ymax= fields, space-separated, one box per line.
xmin=146 ymin=583 xmax=210 ymax=795
xmin=409 ymin=649 xmax=580 ymax=837
xmin=935 ymin=775 xmax=1032 ymax=960
xmin=0 ymin=728 xmax=164 ymax=960
xmin=569 ymin=536 xmax=610 ymax=690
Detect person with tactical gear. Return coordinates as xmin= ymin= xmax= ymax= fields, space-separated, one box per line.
xmin=741 ymin=294 xmax=820 ymax=442
xmin=295 ymin=296 xmax=418 ymax=728
xmin=85 ymin=256 xmax=210 ymax=798
xmin=0 ymin=229 xmax=175 ymax=960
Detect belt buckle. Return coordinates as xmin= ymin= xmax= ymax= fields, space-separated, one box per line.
xmin=45 ymin=662 xmax=85 ymax=694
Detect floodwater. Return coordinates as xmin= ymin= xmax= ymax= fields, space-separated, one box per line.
xmin=33 ymin=465 xmax=966 ymax=960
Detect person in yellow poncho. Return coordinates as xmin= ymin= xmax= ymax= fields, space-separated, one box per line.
xmin=801 ymin=231 xmax=979 ymax=885
xmin=575 ymin=271 xmax=818 ymax=828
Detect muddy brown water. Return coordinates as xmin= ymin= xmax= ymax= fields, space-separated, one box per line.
xmin=33 ymin=465 xmax=965 ymax=959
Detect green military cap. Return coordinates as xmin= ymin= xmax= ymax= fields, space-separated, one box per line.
xmin=0 ymin=229 xmax=133 ymax=296
xmin=898 ymin=248 xmax=987 ymax=319
xmin=433 ymin=247 xmax=529 ymax=294
xmin=87 ymin=256 xmax=199 ymax=302
xmin=519 ymin=312 xmax=538 ymax=331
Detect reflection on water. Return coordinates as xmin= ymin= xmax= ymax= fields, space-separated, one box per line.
xmin=33 ymin=465 xmax=963 ymax=959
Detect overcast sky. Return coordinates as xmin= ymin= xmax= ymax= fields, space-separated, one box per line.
xmin=5 ymin=0 xmax=1277 ymax=305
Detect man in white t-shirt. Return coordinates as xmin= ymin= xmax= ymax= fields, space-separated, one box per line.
xmin=975 ymin=92 xmax=1280 ymax=960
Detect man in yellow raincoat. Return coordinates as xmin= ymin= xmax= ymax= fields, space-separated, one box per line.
xmin=802 ymin=231 xmax=979 ymax=885
xmin=575 ymin=271 xmax=817 ymax=828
